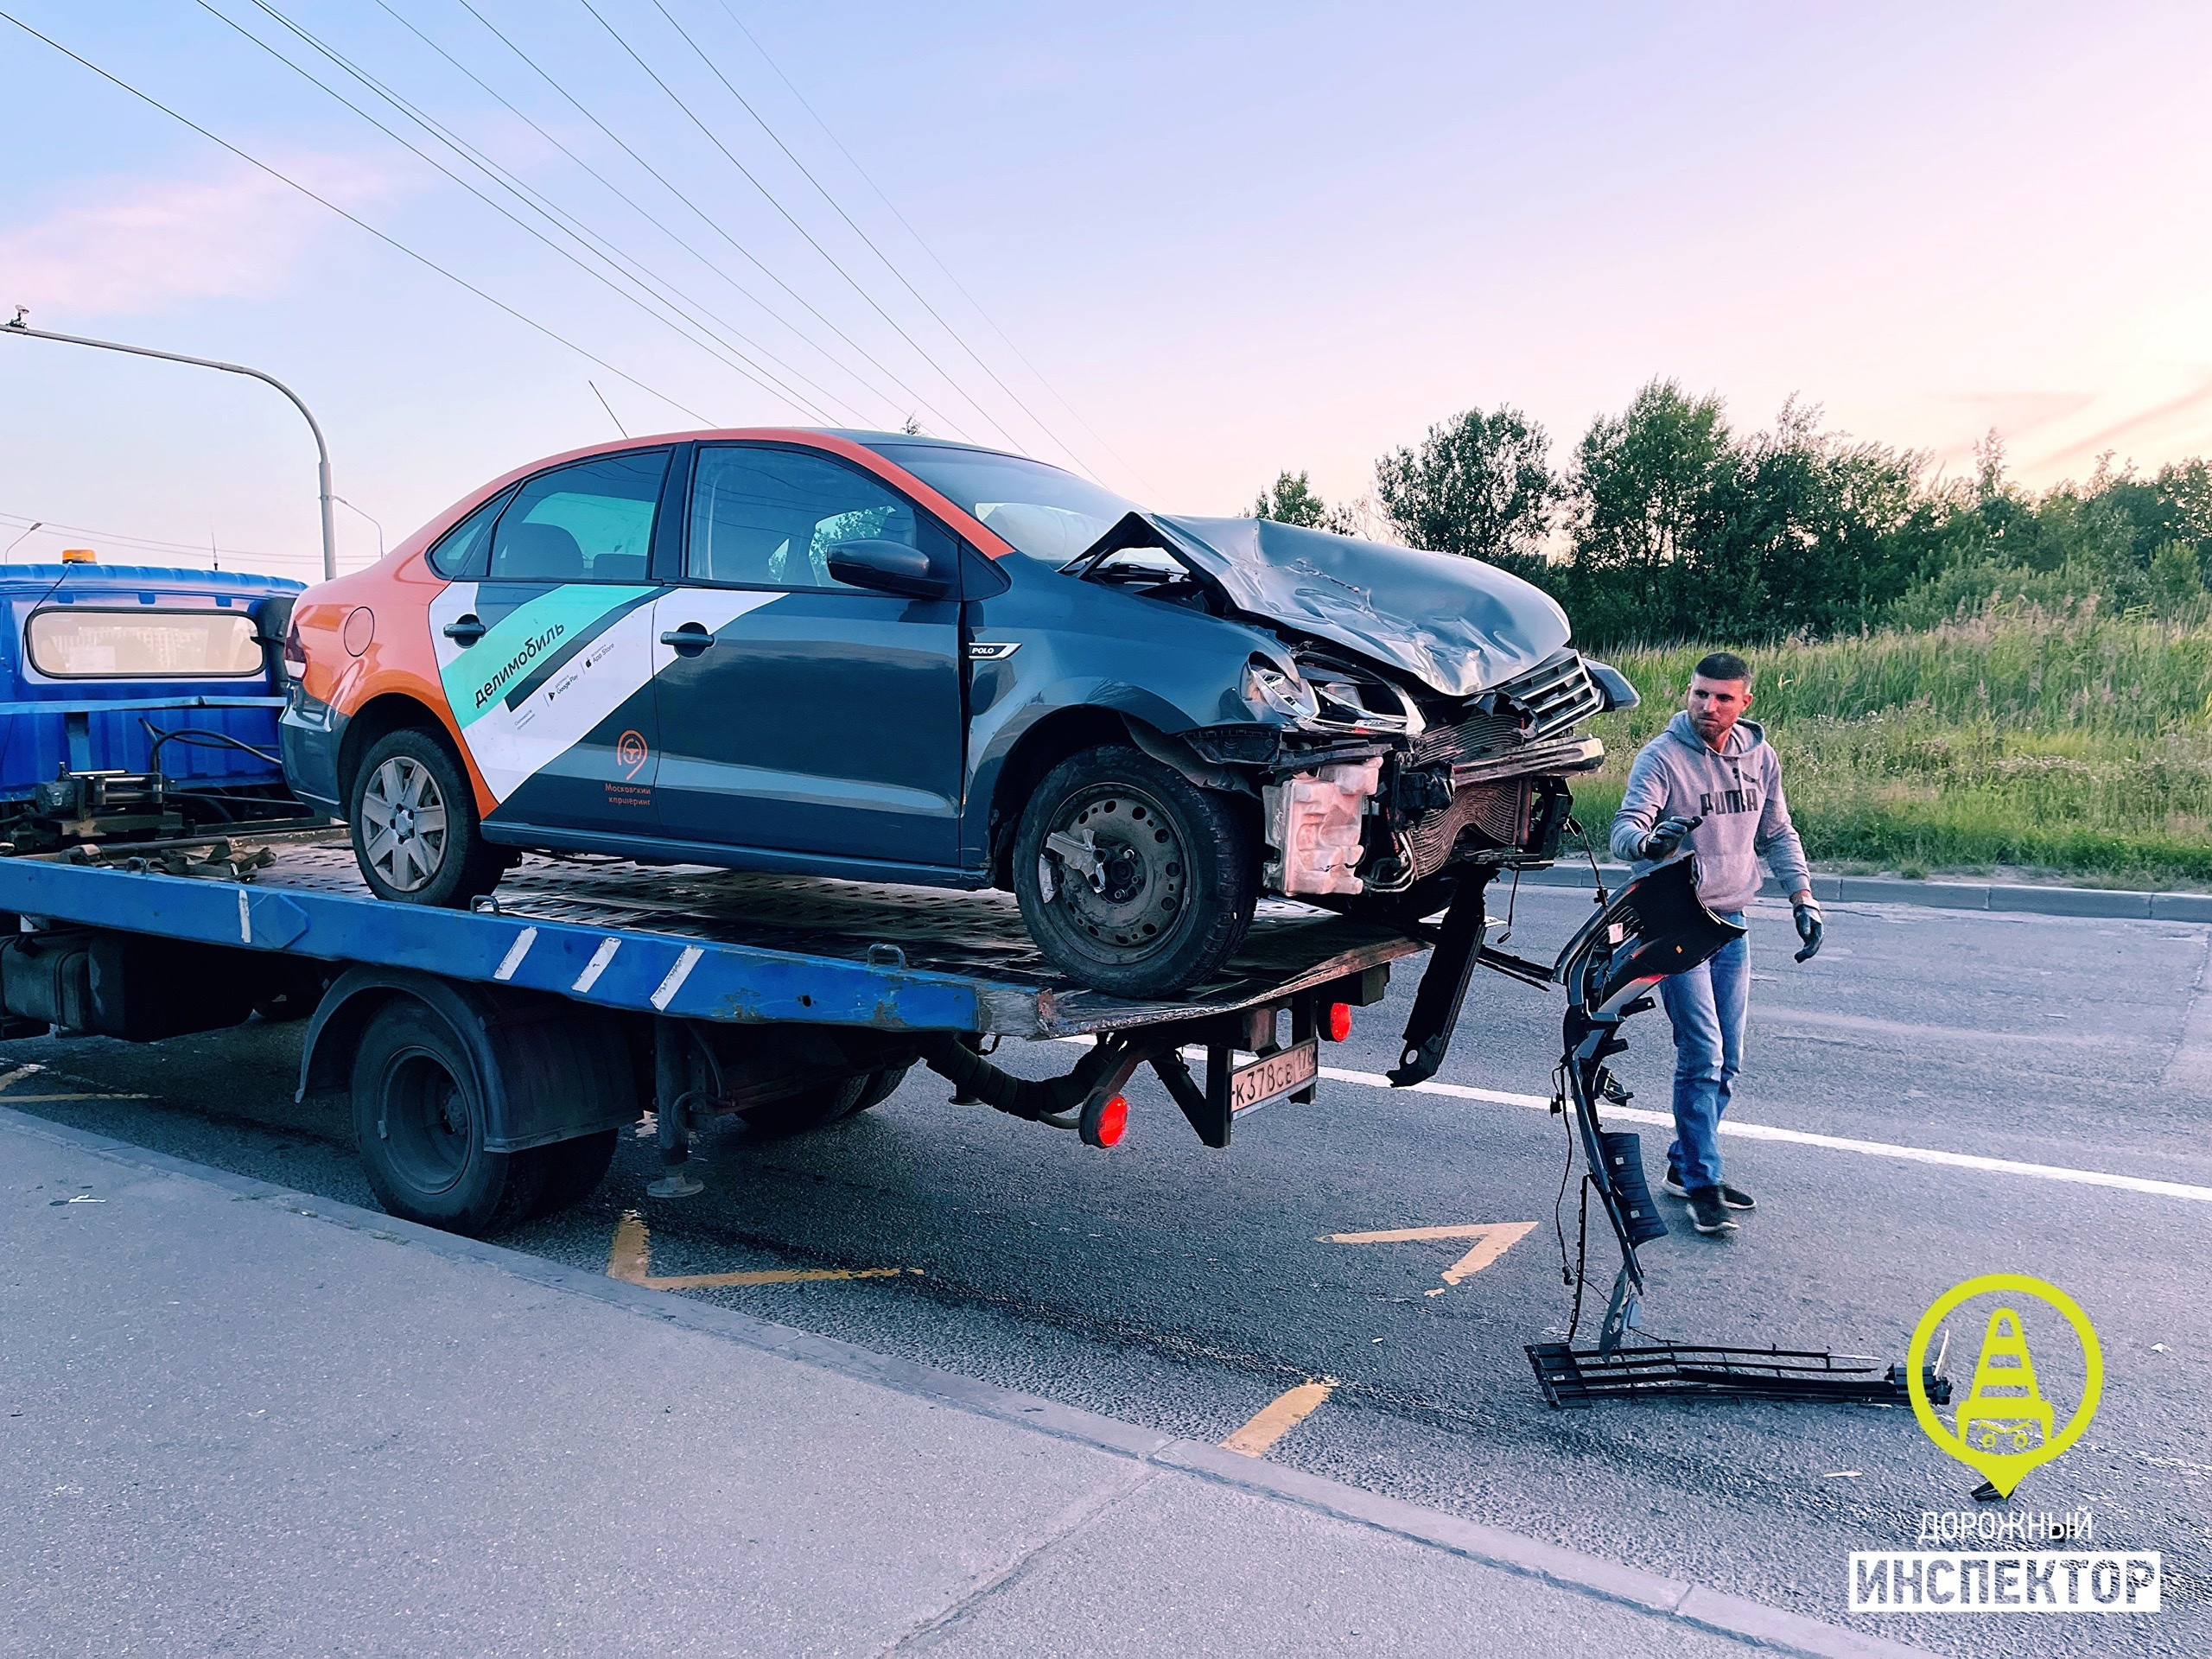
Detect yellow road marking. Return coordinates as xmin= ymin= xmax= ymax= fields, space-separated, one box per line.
xmin=4 ymin=1093 xmax=153 ymax=1103
xmin=1325 ymin=1221 xmax=1537 ymax=1294
xmin=607 ymin=1210 xmax=916 ymax=1289
xmin=0 ymin=1061 xmax=148 ymax=1102
xmin=1222 ymin=1380 xmax=1335 ymax=1457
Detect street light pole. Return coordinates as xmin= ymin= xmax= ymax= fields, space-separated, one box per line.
xmin=2 ymin=314 xmax=338 ymax=581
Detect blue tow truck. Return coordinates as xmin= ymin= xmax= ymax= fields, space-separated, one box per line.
xmin=0 ymin=829 xmax=1420 ymax=1235
xmin=0 ymin=556 xmax=1443 ymax=1239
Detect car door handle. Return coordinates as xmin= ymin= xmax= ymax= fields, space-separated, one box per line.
xmin=442 ymin=614 xmax=486 ymax=645
xmin=660 ymin=626 xmax=715 ymax=653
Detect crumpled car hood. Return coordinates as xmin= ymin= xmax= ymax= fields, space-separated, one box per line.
xmin=1157 ymin=516 xmax=1573 ymax=698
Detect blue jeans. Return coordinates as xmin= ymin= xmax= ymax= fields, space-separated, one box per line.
xmin=1657 ymin=914 xmax=1747 ymax=1192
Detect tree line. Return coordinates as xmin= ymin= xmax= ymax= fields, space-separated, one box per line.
xmin=1250 ymin=379 xmax=2212 ymax=649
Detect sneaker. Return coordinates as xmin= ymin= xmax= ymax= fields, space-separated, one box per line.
xmin=1686 ymin=1186 xmax=1738 ymax=1235
xmin=1664 ymin=1173 xmax=1755 ymax=1211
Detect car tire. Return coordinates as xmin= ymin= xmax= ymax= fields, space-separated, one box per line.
xmin=352 ymin=998 xmax=538 ymax=1236
xmin=1013 ymin=743 xmax=1255 ymax=997
xmin=348 ymin=726 xmax=507 ymax=907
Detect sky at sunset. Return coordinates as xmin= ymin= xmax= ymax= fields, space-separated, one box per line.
xmin=2 ymin=1 xmax=2209 ymax=581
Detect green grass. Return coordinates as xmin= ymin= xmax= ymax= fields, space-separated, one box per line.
xmin=1573 ymin=607 xmax=2212 ymax=887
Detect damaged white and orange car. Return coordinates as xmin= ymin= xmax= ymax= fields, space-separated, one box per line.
xmin=281 ymin=429 xmax=1634 ymax=1000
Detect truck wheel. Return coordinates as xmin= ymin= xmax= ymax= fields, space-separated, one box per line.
xmin=352 ymin=999 xmax=538 ymax=1236
xmin=849 ymin=1064 xmax=910 ymax=1116
xmin=1013 ymin=743 xmax=1255 ymax=997
xmin=527 ymin=1128 xmax=619 ymax=1218
xmin=739 ymin=1073 xmax=873 ymax=1137
xmin=349 ymin=728 xmax=507 ymax=908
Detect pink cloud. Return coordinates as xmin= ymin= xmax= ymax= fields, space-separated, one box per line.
xmin=0 ymin=156 xmax=400 ymax=318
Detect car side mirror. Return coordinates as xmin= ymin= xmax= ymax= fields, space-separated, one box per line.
xmin=824 ymin=539 xmax=952 ymax=600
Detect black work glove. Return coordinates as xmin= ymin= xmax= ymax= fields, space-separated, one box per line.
xmin=1793 ymin=899 xmax=1824 ymax=963
xmin=1638 ymin=814 xmax=1702 ymax=861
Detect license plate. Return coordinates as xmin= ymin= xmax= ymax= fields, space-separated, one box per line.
xmin=1228 ymin=1039 xmax=1319 ymax=1114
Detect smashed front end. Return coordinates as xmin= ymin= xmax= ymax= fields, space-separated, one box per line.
xmin=1071 ymin=512 xmax=1628 ymax=915
xmin=1249 ymin=644 xmax=1611 ymax=907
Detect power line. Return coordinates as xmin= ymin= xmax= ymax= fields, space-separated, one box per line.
xmin=2 ymin=508 xmax=295 ymax=566
xmin=574 ymin=0 xmax=1008 ymax=448
xmin=713 ymin=0 xmax=1154 ymax=492
xmin=236 ymin=0 xmax=853 ymax=423
xmin=197 ymin=0 xmax=830 ymax=422
xmin=646 ymin=0 xmax=1096 ymax=479
xmin=0 ymin=9 xmax=717 ymax=428
xmin=368 ymin=0 xmax=871 ymax=424
xmin=447 ymin=0 xmax=964 ymax=438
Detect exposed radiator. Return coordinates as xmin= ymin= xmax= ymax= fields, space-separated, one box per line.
xmin=1404 ymin=779 xmax=1529 ymax=878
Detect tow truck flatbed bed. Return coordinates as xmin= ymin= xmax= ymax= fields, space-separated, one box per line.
xmin=0 ymin=829 xmax=1421 ymax=1039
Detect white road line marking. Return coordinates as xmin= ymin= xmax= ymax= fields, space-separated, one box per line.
xmin=1315 ymin=1065 xmax=2212 ymax=1204
xmin=493 ymin=926 xmax=537 ymax=982
xmin=572 ymin=937 xmax=620 ymax=994
xmin=650 ymin=944 xmax=702 ymax=1011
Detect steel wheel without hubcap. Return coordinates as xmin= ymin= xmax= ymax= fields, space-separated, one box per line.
xmin=1039 ymin=786 xmax=1188 ymax=969
xmin=1013 ymin=743 xmax=1255 ymax=997
xmin=359 ymin=756 xmax=448 ymax=893
xmin=379 ymin=1047 xmax=474 ymax=1196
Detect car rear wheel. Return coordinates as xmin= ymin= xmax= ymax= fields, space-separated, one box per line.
xmin=1013 ymin=743 xmax=1255 ymax=997
xmin=349 ymin=727 xmax=507 ymax=908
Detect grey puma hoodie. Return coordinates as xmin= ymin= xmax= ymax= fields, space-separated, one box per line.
xmin=1609 ymin=710 xmax=1811 ymax=913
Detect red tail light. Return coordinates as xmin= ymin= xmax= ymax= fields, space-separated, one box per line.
xmin=1325 ymin=1002 xmax=1352 ymax=1042
xmin=1084 ymin=1093 xmax=1128 ymax=1148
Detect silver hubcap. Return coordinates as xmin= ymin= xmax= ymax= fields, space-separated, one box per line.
xmin=1039 ymin=789 xmax=1185 ymax=961
xmin=360 ymin=756 xmax=449 ymax=893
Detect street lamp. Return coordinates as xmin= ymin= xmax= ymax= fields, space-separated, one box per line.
xmin=2 ymin=311 xmax=338 ymax=580
xmin=3 ymin=520 xmax=43 ymax=563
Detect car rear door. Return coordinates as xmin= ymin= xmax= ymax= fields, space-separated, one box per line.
xmin=426 ymin=448 xmax=671 ymax=836
xmin=648 ymin=442 xmax=964 ymax=872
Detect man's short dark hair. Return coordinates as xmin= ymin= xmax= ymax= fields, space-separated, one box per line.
xmin=1693 ymin=651 xmax=1752 ymax=687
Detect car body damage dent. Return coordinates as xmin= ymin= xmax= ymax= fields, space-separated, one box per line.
xmin=1154 ymin=516 xmax=1572 ymax=698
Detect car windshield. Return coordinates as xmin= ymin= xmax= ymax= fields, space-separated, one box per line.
xmin=868 ymin=442 xmax=1141 ymax=565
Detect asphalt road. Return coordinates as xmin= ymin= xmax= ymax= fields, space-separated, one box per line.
xmin=6 ymin=888 xmax=2206 ymax=1657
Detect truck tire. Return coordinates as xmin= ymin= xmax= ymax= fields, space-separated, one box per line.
xmin=849 ymin=1063 xmax=910 ymax=1116
xmin=739 ymin=1073 xmax=874 ymax=1137
xmin=349 ymin=727 xmax=507 ymax=908
xmin=352 ymin=998 xmax=539 ymax=1235
xmin=527 ymin=1128 xmax=620 ymax=1218
xmin=1012 ymin=743 xmax=1255 ymax=997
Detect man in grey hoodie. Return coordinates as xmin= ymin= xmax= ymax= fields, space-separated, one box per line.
xmin=1611 ymin=652 xmax=1823 ymax=1238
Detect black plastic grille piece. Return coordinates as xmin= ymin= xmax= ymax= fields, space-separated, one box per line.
xmin=1497 ymin=649 xmax=1602 ymax=738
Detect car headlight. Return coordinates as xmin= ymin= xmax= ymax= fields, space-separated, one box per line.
xmin=1244 ymin=659 xmax=1320 ymax=722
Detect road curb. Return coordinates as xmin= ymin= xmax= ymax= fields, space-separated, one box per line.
xmin=3 ymin=1103 xmax=1932 ymax=1659
xmin=1516 ymin=862 xmax=2212 ymax=921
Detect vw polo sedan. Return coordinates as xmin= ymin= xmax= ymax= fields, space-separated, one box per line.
xmin=280 ymin=430 xmax=1630 ymax=996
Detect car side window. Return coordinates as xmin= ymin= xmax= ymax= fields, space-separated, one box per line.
xmin=686 ymin=445 xmax=941 ymax=591
xmin=424 ymin=487 xmax=512 ymax=579
xmin=488 ymin=448 xmax=670 ymax=584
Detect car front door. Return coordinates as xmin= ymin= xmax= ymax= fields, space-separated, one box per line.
xmin=426 ymin=447 xmax=671 ymax=838
xmin=649 ymin=442 xmax=964 ymax=872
